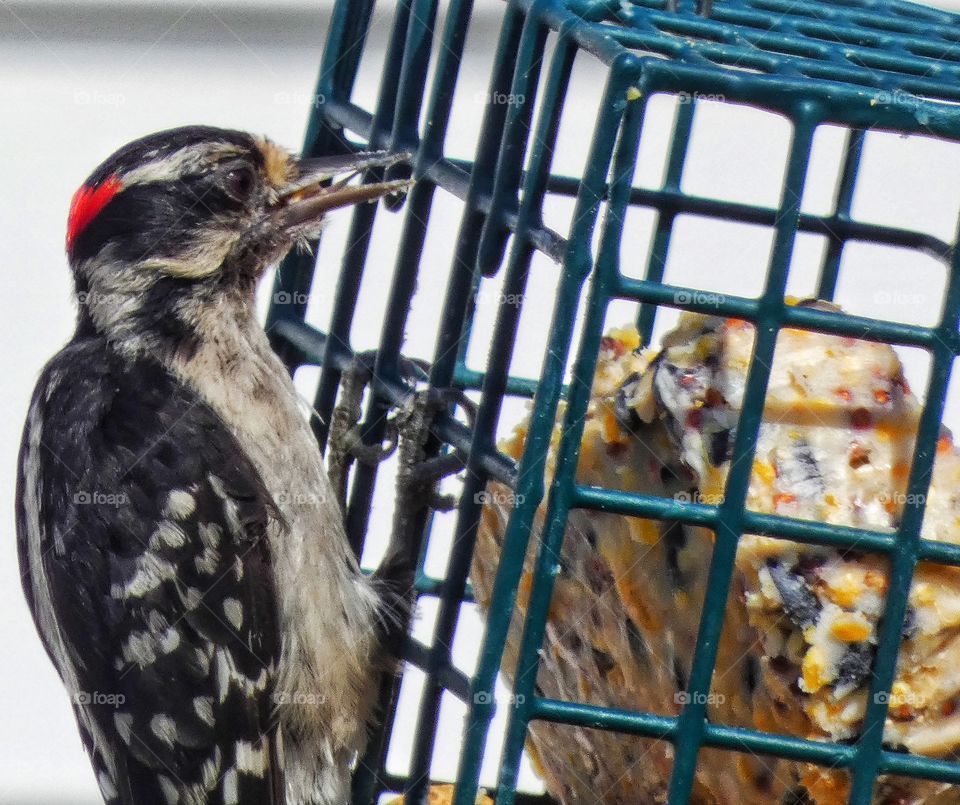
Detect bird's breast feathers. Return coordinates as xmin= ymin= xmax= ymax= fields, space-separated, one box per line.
xmin=168 ymin=302 xmax=382 ymax=763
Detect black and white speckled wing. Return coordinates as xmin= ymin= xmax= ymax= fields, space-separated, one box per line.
xmin=16 ymin=339 xmax=285 ymax=805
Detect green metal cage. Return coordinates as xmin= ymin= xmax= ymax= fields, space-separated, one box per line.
xmin=264 ymin=0 xmax=960 ymax=802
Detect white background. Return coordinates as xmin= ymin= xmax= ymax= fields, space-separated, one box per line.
xmin=5 ymin=0 xmax=960 ymax=801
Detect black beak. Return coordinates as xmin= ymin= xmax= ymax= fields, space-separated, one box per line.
xmin=274 ymin=150 xmax=412 ymax=229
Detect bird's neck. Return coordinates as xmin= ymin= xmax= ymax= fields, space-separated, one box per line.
xmin=76 ymin=261 xmax=258 ymax=364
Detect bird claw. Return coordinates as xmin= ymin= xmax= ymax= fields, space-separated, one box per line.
xmin=345 ymin=421 xmax=399 ymax=466
xmin=394 ymin=386 xmax=475 ymax=504
xmin=372 ymin=385 xmax=466 ymax=656
xmin=423 ymin=385 xmax=478 ymax=430
xmin=327 ymin=349 xmax=474 ymax=518
xmin=408 ymin=452 xmax=467 ymax=490
xmin=350 ymin=348 xmax=430 ymax=387
xmin=329 ymin=351 xmax=480 ymax=664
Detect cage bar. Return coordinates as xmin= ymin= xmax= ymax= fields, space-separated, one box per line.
xmin=266 ymin=0 xmax=960 ymax=802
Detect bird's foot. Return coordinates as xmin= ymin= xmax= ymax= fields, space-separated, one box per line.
xmin=326 ymin=350 xmax=431 ymax=511
xmin=398 ymin=386 xmax=475 ymax=510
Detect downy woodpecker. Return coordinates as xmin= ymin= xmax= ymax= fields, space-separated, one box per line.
xmin=17 ymin=126 xmax=412 ymax=805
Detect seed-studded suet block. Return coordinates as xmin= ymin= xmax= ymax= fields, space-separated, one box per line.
xmin=474 ymin=307 xmax=960 ymax=804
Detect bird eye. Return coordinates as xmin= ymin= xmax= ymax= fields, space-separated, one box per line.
xmin=223 ymin=165 xmax=256 ymax=201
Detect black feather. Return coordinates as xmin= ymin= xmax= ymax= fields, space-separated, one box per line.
xmin=16 ymin=334 xmax=284 ymax=804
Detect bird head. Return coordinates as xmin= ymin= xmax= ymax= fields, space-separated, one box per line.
xmin=65 ymin=125 xmax=409 ymax=352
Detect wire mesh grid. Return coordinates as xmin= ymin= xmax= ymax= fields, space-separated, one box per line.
xmin=264 ymin=0 xmax=960 ymax=802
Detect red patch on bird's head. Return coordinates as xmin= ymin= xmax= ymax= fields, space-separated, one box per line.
xmin=66 ymin=175 xmax=122 ymax=254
